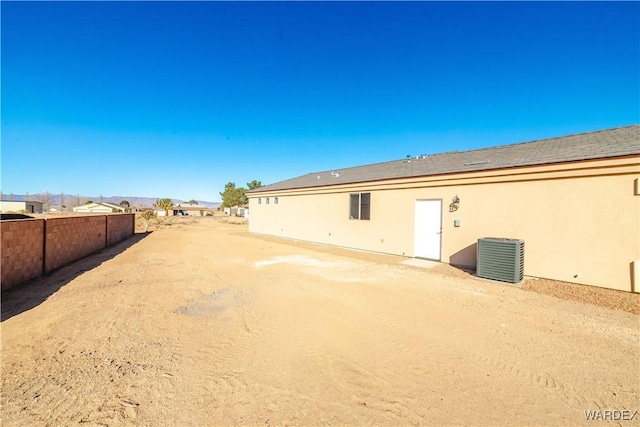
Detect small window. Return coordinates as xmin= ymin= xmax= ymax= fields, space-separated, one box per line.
xmin=258 ymin=198 xmax=262 ymax=205
xmin=350 ymin=194 xmax=359 ymax=219
xmin=360 ymin=193 xmax=370 ymax=220
xmin=266 ymin=197 xmax=270 ymax=204
xmin=274 ymin=197 xmax=279 ymax=204
xmin=349 ymin=193 xmax=371 ymax=220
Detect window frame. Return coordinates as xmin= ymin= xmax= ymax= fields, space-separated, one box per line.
xmin=349 ymin=192 xmax=371 ymax=220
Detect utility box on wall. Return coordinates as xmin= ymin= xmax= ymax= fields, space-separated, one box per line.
xmin=477 ymin=238 xmax=525 ymax=283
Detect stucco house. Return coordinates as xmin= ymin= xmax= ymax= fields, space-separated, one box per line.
xmin=0 ymin=200 xmax=43 ymax=214
xmin=223 ymin=205 xmax=249 ymax=217
xmin=172 ymin=204 xmax=209 ymax=216
xmin=247 ymin=125 xmax=640 ymax=293
xmin=73 ymin=202 xmax=125 ymax=213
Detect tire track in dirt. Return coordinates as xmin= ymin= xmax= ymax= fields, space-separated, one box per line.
xmin=1 ymin=348 xmax=164 ymax=426
xmin=168 ymin=280 xmax=260 ymax=423
xmin=252 ymin=256 xmax=505 ymax=424
xmin=293 ymin=266 xmax=581 ymax=424
xmin=2 ymin=256 xmax=182 ymax=426
xmin=325 ymin=297 xmax=457 ymax=423
xmin=246 ymin=259 xmax=434 ymax=424
xmin=462 ymin=346 xmax=638 ymax=415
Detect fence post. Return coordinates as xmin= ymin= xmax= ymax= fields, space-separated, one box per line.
xmin=41 ymin=219 xmax=47 ymax=275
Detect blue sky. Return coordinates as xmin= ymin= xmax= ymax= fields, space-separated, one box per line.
xmin=2 ymin=1 xmax=638 ymax=202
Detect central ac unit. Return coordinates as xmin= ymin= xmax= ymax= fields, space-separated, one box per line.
xmin=477 ymin=238 xmax=524 ymax=283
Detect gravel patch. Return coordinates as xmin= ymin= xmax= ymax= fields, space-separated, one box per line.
xmin=523 ymin=277 xmax=639 ymax=315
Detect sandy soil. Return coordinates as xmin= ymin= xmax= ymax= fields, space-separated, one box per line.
xmin=2 ymin=217 xmax=638 ymax=426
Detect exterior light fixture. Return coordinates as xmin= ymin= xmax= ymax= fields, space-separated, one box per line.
xmin=449 ymin=195 xmax=460 ymax=212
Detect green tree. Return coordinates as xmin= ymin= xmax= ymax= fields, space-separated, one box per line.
xmin=247 ymin=180 xmax=263 ymax=190
xmin=85 ymin=200 xmax=94 ymax=204
xmin=238 ymin=188 xmax=248 ymax=206
xmin=187 ymin=199 xmax=198 ymax=205
xmin=219 ymin=183 xmax=248 ymax=208
xmin=120 ymin=200 xmax=130 ymax=208
xmin=154 ymin=198 xmax=174 ymax=212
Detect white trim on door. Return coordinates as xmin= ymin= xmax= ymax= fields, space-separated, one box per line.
xmin=414 ymin=199 xmax=442 ymax=260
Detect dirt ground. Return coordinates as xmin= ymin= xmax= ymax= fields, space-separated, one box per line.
xmin=2 ymin=217 xmax=638 ymax=426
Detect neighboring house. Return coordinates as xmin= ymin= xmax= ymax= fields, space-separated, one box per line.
xmin=73 ymin=202 xmax=125 ymax=213
xmin=0 ymin=200 xmax=43 ymax=214
xmin=247 ymin=125 xmax=640 ymax=293
xmin=223 ymin=204 xmax=249 ymax=217
xmin=172 ymin=204 xmax=209 ymax=217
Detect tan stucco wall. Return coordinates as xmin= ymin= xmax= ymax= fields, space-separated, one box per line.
xmin=249 ymin=157 xmax=640 ymax=292
xmin=0 ymin=201 xmax=27 ymax=213
xmin=73 ymin=208 xmax=113 ymax=213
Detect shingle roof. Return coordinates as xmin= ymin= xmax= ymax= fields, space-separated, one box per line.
xmin=249 ymin=125 xmax=640 ymax=194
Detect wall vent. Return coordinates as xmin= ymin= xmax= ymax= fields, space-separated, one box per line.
xmin=477 ymin=238 xmax=524 ymax=283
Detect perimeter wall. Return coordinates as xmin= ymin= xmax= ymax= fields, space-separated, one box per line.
xmin=1 ymin=214 xmax=134 ymax=291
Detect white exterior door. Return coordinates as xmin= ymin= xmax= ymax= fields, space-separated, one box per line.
xmin=414 ymin=200 xmax=442 ymax=260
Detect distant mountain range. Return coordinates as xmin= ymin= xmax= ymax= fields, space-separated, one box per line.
xmin=0 ymin=193 xmax=221 ymax=210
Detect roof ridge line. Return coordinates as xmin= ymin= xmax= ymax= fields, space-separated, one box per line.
xmin=453 ymin=124 xmax=640 ymax=156
xmin=309 ymin=124 xmax=640 ymax=174
xmin=248 ymin=125 xmax=639 ymax=193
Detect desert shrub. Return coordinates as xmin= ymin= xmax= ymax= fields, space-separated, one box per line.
xmin=141 ymin=210 xmax=155 ymax=220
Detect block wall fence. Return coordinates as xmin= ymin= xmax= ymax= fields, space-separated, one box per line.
xmin=1 ymin=219 xmax=44 ymax=291
xmin=1 ymin=214 xmax=134 ymax=291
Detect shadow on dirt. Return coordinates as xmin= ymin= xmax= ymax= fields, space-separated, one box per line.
xmin=1 ymin=232 xmax=151 ymax=322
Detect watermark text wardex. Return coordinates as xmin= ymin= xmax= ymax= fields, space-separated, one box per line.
xmin=584 ymin=409 xmax=638 ymax=421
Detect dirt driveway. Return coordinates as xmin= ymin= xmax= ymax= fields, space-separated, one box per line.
xmin=2 ymin=217 xmax=638 ymax=426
